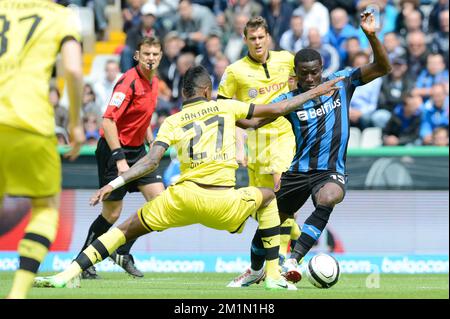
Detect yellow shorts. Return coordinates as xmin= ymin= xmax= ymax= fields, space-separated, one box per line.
xmin=137 ymin=181 xmax=263 ymax=233
xmin=0 ymin=125 xmax=61 ymax=198
xmin=247 ymin=130 xmax=295 ymax=188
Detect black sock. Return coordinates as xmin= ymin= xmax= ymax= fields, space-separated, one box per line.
xmin=291 ymin=205 xmax=333 ymax=261
xmin=250 ymin=230 xmax=266 ymax=271
xmin=116 ymin=239 xmax=136 ymax=255
xmin=78 ymin=214 xmax=112 ymax=257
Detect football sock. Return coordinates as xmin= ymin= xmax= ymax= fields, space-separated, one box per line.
xmin=8 ymin=206 xmax=58 ymax=299
xmin=256 ymin=200 xmax=281 ymax=280
xmin=78 ymin=214 xmax=112 ymax=256
xmin=116 ymin=239 xmax=136 ymax=255
xmin=291 ymin=205 xmax=333 ymax=262
xmin=289 ymin=222 xmax=301 ymax=254
xmin=57 ymin=228 xmax=126 ymax=282
xmin=279 ymin=218 xmax=294 ymax=259
xmin=250 ymin=230 xmax=265 ymax=271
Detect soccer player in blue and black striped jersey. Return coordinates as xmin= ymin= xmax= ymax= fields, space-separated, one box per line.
xmin=232 ymin=10 xmax=392 ymax=285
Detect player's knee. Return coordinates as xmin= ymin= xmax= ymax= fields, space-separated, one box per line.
xmin=316 ymin=186 xmax=344 ymax=207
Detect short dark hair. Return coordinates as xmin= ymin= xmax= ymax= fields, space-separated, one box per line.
xmin=294 ymin=48 xmax=322 ymax=66
xmin=182 ymin=65 xmax=212 ymax=98
xmin=244 ymin=16 xmax=270 ymax=37
xmin=136 ymin=36 xmax=162 ymax=51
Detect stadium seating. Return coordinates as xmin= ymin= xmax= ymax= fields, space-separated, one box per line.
xmin=360 ymin=127 xmax=383 ymax=148
xmin=348 ymin=127 xmax=362 ymax=148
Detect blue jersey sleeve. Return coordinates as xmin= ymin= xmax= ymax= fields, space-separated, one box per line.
xmin=329 ymin=68 xmax=363 ymax=89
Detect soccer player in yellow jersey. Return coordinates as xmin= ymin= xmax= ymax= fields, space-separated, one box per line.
xmin=33 ymin=66 xmax=341 ymax=291
xmin=0 ymin=0 xmax=85 ymax=298
xmin=217 ymin=16 xmax=301 ymax=286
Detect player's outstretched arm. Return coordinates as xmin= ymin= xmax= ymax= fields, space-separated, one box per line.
xmin=89 ymin=144 xmax=167 ymax=205
xmin=358 ymin=10 xmax=392 ymax=83
xmin=61 ymin=39 xmax=85 ymax=161
xmin=251 ymin=77 xmax=343 ymax=119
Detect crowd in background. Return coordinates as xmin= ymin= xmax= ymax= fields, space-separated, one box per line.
xmin=53 ymin=0 xmax=449 ymax=147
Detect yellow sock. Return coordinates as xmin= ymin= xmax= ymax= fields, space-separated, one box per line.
xmin=257 ymin=200 xmax=281 ymax=280
xmin=279 ymin=218 xmax=294 ymax=259
xmin=7 ymin=270 xmax=36 ymax=299
xmin=8 ymin=206 xmax=58 ymax=299
xmin=290 ymin=222 xmax=301 ymax=242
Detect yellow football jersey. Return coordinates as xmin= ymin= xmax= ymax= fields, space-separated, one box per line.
xmin=218 ymin=50 xmax=295 ymax=174
xmin=155 ymin=98 xmax=254 ymax=187
xmin=0 ymin=0 xmax=81 ymax=136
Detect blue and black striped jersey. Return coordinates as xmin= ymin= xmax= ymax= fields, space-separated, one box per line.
xmin=272 ymin=68 xmax=364 ymax=175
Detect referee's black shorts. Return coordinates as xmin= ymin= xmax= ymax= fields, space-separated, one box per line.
xmin=275 ymin=170 xmax=347 ymax=216
xmin=95 ymin=137 xmax=163 ymax=201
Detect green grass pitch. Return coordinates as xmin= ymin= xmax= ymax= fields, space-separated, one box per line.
xmin=0 ymin=272 xmax=448 ymax=299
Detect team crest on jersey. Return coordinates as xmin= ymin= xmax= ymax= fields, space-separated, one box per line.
xmin=248 ymin=88 xmax=258 ymax=98
xmin=109 ymin=92 xmax=126 ymax=108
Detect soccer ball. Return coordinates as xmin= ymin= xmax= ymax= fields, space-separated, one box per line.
xmin=305 ymin=253 xmax=340 ymax=288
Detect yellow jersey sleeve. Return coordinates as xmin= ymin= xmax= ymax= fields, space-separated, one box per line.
xmin=218 ymin=99 xmax=254 ymax=121
xmin=0 ymin=0 xmax=82 ymax=137
xmin=217 ymin=67 xmax=237 ymax=99
xmin=154 ymin=118 xmax=176 ymax=147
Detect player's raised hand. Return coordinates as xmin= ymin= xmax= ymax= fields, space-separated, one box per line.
xmin=64 ymin=124 xmax=86 ymax=161
xmin=90 ymin=185 xmax=113 ymax=206
xmin=360 ymin=10 xmax=377 ymax=36
xmin=309 ymin=76 xmax=344 ymax=98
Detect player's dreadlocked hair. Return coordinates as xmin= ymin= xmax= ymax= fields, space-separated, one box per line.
xmin=182 ymin=65 xmax=212 ymax=99
xmin=294 ymin=48 xmax=323 ymax=66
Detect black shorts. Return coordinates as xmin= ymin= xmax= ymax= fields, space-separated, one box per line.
xmin=275 ymin=170 xmax=347 ymax=216
xmin=96 ymin=137 xmax=163 ymax=201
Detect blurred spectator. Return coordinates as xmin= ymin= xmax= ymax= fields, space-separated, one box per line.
xmin=83 ymin=112 xmax=101 ymax=145
xmin=55 ymin=126 xmax=70 ymax=145
xmin=355 ymin=0 xmax=398 ymax=43
xmin=262 ymin=0 xmax=293 ymax=50
xmin=146 ymin=0 xmax=179 ymax=30
xmin=279 ymin=14 xmax=305 ymax=53
xmin=222 ymin=0 xmax=263 ymax=35
xmin=307 ymin=27 xmax=340 ymax=78
xmin=318 ymin=0 xmax=357 ymax=23
xmin=383 ymin=32 xmax=406 ymax=62
xmin=170 ymin=51 xmax=196 ymax=107
xmin=382 ymin=92 xmax=422 ymax=146
xmin=93 ymin=60 xmax=122 ymax=113
xmin=195 ymin=34 xmax=223 ymax=75
xmin=348 ymin=52 xmax=383 ymax=129
xmin=293 ymin=0 xmax=330 ymax=37
xmin=50 ymin=86 xmax=69 ymax=130
xmin=82 ymin=83 xmax=102 ymax=120
xmin=120 ymin=3 xmax=167 ymax=72
xmin=395 ymin=0 xmax=424 ymax=35
xmin=420 ymin=83 xmax=449 ymax=145
xmin=428 ymin=0 xmax=449 ymax=33
xmin=406 ymin=31 xmax=429 ymax=78
xmin=324 ymin=8 xmax=363 ymax=64
xmin=212 ymin=54 xmax=230 ymax=99
xmin=174 ymin=0 xmax=221 ymax=52
xmin=62 ymin=1 xmax=108 ymax=40
xmin=341 ymin=36 xmax=361 ymax=68
xmin=377 ymin=55 xmax=415 ymax=127
xmin=398 ymin=9 xmax=425 ymax=46
xmin=431 ymin=10 xmax=449 ymax=68
xmin=413 ymin=53 xmax=449 ymax=101
xmin=223 ymin=13 xmax=249 ymax=63
xmin=122 ymin=0 xmax=145 ymax=33
xmin=158 ymin=32 xmax=186 ymax=88
xmin=431 ymin=127 xmax=449 ymax=146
